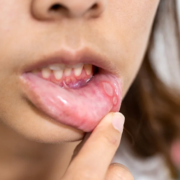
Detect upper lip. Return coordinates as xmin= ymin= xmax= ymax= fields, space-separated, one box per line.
xmin=21 ymin=47 xmax=119 ymax=76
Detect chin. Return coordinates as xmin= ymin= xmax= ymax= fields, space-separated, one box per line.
xmin=22 ymin=116 xmax=85 ymax=143
xmin=27 ymin=123 xmax=85 ymax=144
xmin=2 ymin=108 xmax=85 ymax=144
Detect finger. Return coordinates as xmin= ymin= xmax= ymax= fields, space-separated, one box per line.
xmin=105 ymin=163 xmax=134 ymax=180
xmin=170 ymin=140 xmax=180 ymax=169
xmin=65 ymin=112 xmax=125 ymax=180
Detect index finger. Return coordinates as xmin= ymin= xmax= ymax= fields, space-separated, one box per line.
xmin=66 ymin=112 xmax=125 ymax=180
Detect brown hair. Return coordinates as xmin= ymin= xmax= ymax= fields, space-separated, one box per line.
xmin=121 ymin=0 xmax=180 ymax=176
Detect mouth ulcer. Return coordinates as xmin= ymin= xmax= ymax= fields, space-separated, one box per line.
xmin=21 ymin=62 xmax=122 ymax=132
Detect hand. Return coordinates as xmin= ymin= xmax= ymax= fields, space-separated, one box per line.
xmin=61 ymin=112 xmax=134 ymax=180
xmin=170 ymin=140 xmax=180 ymax=170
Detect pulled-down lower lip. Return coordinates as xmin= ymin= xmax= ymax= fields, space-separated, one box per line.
xmin=20 ymin=48 xmax=122 ymax=132
xmin=20 ymin=67 xmax=122 ymax=132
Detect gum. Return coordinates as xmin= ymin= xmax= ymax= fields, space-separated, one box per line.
xmin=21 ymin=72 xmax=122 ymax=132
xmin=36 ymin=67 xmax=92 ymax=88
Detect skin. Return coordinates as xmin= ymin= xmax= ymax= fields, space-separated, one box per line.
xmin=170 ymin=140 xmax=180 ymax=170
xmin=0 ymin=0 xmax=160 ymax=179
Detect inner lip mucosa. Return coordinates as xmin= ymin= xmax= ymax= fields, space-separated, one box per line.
xmin=31 ymin=63 xmax=96 ymax=89
xmin=22 ymin=62 xmax=122 ymax=132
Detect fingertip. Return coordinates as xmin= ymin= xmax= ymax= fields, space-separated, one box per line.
xmin=112 ymin=112 xmax=125 ymax=133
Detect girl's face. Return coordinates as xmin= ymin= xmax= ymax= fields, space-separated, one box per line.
xmin=0 ymin=0 xmax=159 ymax=142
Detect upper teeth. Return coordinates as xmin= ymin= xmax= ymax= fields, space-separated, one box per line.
xmin=38 ymin=63 xmax=92 ymax=80
xmin=73 ymin=64 xmax=83 ymax=76
xmin=49 ymin=64 xmax=65 ymax=71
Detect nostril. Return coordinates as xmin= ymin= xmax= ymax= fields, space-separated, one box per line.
xmin=49 ymin=3 xmax=67 ymax=12
xmin=87 ymin=3 xmax=104 ymax=18
xmin=49 ymin=2 xmax=101 ymax=18
xmin=32 ymin=1 xmax=105 ymax=21
xmin=91 ymin=3 xmax=98 ymax=10
xmin=51 ymin=4 xmax=62 ymax=11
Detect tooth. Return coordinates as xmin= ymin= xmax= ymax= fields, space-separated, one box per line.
xmin=49 ymin=64 xmax=65 ymax=71
xmin=84 ymin=64 xmax=92 ymax=75
xmin=42 ymin=68 xmax=51 ymax=78
xmin=53 ymin=70 xmax=63 ymax=80
xmin=72 ymin=63 xmax=83 ymax=68
xmin=74 ymin=64 xmax=83 ymax=76
xmin=64 ymin=67 xmax=72 ymax=76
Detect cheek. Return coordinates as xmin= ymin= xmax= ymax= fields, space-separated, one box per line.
xmin=106 ymin=0 xmax=159 ymax=95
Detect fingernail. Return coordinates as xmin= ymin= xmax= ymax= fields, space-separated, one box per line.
xmin=112 ymin=112 xmax=125 ymax=132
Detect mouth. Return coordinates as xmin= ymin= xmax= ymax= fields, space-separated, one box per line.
xmin=20 ymin=49 xmax=122 ymax=132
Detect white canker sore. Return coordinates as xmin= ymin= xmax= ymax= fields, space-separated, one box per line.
xmin=113 ymin=96 xmax=118 ymax=105
xmin=102 ymin=82 xmax=113 ymax=97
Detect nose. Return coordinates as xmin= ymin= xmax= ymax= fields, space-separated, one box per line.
xmin=31 ymin=0 xmax=106 ymax=20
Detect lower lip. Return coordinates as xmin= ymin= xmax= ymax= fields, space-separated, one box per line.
xmin=20 ymin=72 xmax=122 ymax=132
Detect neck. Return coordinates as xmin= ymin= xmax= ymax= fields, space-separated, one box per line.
xmin=0 ymin=122 xmax=79 ymax=180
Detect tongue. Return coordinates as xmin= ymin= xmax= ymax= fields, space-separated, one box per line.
xmin=21 ymin=72 xmax=122 ymax=132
